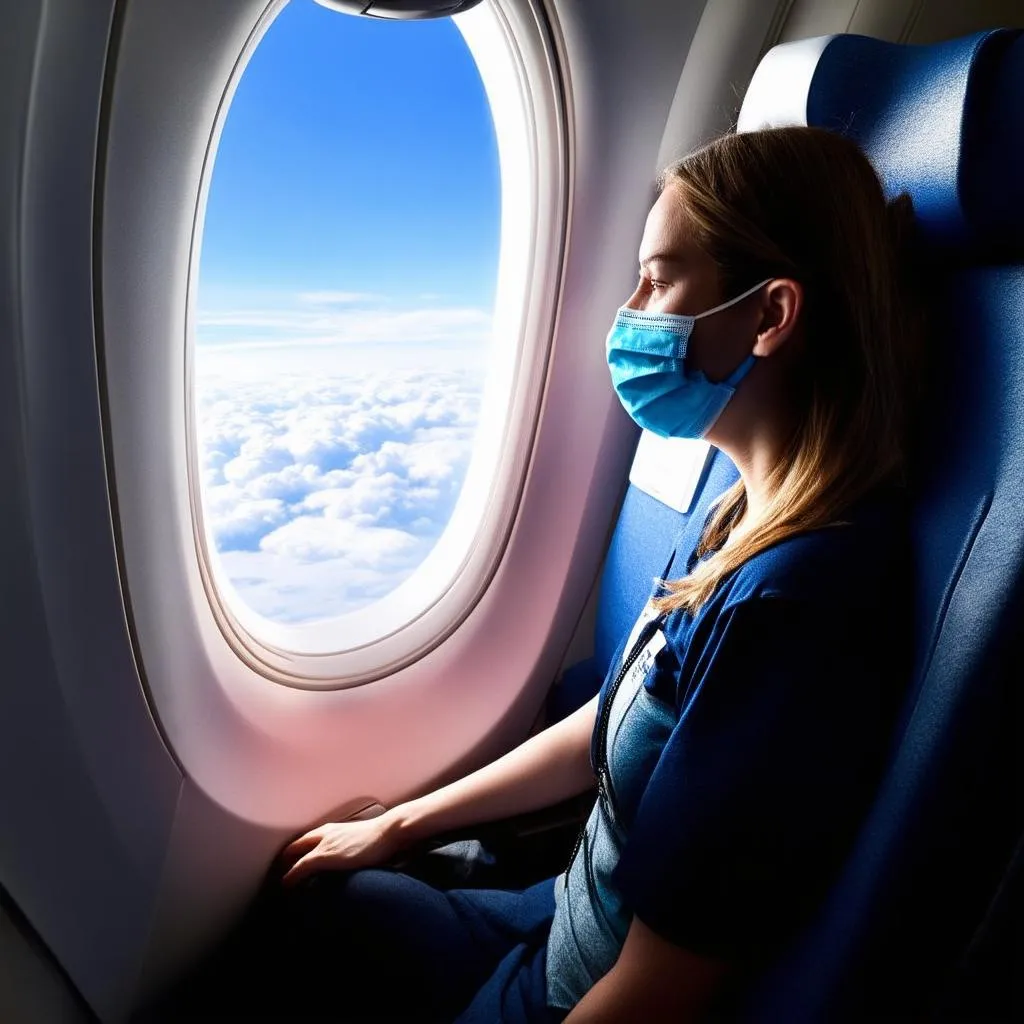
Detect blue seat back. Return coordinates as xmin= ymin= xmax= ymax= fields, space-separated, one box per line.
xmin=738 ymin=28 xmax=1024 ymax=1019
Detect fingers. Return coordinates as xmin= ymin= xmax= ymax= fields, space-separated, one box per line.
xmin=281 ymin=851 xmax=320 ymax=888
xmin=279 ymin=828 xmax=325 ymax=866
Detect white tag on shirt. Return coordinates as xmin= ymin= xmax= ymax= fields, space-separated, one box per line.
xmin=628 ymin=432 xmax=712 ymax=514
xmin=632 ymin=628 xmax=667 ymax=679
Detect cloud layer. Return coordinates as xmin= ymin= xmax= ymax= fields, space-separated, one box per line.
xmin=196 ymin=293 xmax=492 ymax=349
xmin=196 ymin=356 xmax=485 ymax=624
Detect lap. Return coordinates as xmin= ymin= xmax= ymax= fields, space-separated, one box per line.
xmin=278 ymin=868 xmax=558 ymax=1023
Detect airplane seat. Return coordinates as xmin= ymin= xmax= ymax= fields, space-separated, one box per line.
xmin=727 ymin=27 xmax=1024 ymax=1021
xmin=546 ymin=24 xmax=1024 ymax=1020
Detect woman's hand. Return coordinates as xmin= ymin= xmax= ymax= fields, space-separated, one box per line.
xmin=278 ymin=811 xmax=405 ymax=887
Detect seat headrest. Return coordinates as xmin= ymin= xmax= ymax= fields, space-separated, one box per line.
xmin=738 ymin=29 xmax=1024 ymax=257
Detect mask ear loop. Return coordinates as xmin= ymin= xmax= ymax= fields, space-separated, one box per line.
xmin=693 ymin=278 xmax=772 ymax=387
xmin=723 ymin=354 xmax=757 ymax=387
xmin=693 ymin=278 xmax=772 ymax=320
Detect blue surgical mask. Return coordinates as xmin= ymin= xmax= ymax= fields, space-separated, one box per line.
xmin=606 ymin=278 xmax=771 ymax=438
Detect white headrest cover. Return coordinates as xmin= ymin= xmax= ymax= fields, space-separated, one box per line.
xmin=737 ymin=35 xmax=835 ymax=132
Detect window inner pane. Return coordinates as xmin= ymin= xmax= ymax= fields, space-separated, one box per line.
xmin=194 ymin=1 xmax=500 ymax=626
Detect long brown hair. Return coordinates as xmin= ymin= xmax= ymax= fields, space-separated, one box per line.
xmin=654 ymin=126 xmax=922 ymax=614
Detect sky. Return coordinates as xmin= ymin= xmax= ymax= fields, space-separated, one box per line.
xmin=195 ymin=0 xmax=500 ymax=626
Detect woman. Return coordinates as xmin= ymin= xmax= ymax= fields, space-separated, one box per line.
xmin=276 ymin=125 xmax=921 ymax=1022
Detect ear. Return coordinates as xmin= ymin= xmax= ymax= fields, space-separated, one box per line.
xmin=752 ymin=278 xmax=803 ymax=357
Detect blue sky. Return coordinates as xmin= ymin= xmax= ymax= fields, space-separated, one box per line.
xmin=195 ymin=0 xmax=500 ymax=626
xmin=199 ymin=0 xmax=499 ymax=312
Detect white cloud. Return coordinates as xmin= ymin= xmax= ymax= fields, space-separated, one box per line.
xmin=195 ymin=357 xmax=486 ymax=624
xmin=259 ymin=516 xmax=420 ymax=565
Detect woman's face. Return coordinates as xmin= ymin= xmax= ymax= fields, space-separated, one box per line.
xmin=624 ymin=185 xmax=766 ymax=384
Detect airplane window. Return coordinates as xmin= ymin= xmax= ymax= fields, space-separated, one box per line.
xmin=191 ymin=0 xmax=503 ymax=645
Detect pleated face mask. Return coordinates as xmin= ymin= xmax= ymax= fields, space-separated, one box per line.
xmin=606 ymin=278 xmax=770 ymax=438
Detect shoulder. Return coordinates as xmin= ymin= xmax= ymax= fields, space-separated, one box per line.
xmin=658 ymin=485 xmax=910 ymax=667
xmin=655 ymin=484 xmax=912 ymax=690
xmin=727 ymin=484 xmax=910 ymax=607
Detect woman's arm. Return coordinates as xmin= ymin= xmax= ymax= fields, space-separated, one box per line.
xmin=390 ymin=691 xmax=598 ymax=846
xmin=564 ymin=915 xmax=727 ymax=1023
xmin=281 ymin=693 xmax=598 ymax=883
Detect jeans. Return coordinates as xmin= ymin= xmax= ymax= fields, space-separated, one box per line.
xmin=273 ymin=867 xmax=566 ymax=1023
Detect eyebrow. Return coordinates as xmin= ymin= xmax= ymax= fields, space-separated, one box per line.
xmin=639 ymin=253 xmax=685 ymax=269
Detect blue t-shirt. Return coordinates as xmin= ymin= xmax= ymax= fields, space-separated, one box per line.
xmin=545 ymin=486 xmax=911 ymax=1011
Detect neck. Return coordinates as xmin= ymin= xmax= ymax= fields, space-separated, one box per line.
xmin=726 ymin=449 xmax=775 ymax=524
xmin=706 ymin=371 xmax=800 ymax=527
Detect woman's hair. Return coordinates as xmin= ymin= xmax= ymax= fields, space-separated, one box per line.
xmin=653 ymin=125 xmax=924 ymax=614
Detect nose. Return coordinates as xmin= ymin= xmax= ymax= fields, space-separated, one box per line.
xmin=623 ymin=281 xmax=645 ymax=311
